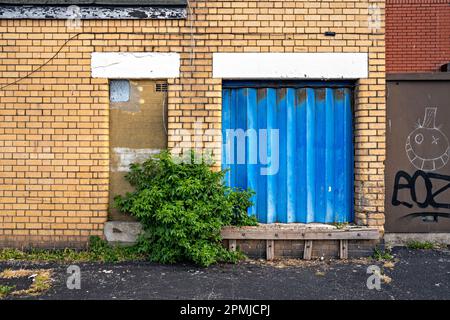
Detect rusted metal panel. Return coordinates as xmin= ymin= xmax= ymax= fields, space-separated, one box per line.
xmin=109 ymin=80 xmax=167 ymax=221
xmin=386 ymin=75 xmax=450 ymax=232
xmin=222 ymin=81 xmax=354 ymax=224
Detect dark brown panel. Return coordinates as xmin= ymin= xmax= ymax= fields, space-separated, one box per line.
xmin=386 ymin=79 xmax=450 ymax=232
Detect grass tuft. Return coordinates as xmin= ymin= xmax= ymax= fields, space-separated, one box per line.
xmin=0 ymin=236 xmax=147 ymax=263
xmin=0 ymin=285 xmax=15 ymax=299
xmin=406 ymin=241 xmax=436 ymax=250
xmin=0 ymin=268 xmax=53 ymax=297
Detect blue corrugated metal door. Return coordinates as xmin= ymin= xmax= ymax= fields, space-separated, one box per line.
xmin=222 ymin=81 xmax=354 ymax=223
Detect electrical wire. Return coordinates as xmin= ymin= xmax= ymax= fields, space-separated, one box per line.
xmin=0 ymin=33 xmax=82 ymax=91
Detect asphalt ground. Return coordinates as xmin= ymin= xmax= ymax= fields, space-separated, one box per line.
xmin=0 ymin=247 xmax=449 ymax=300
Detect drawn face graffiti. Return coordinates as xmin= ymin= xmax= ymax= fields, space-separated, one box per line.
xmin=405 ymin=107 xmax=450 ymax=172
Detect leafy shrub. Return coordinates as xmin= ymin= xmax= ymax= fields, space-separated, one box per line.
xmin=114 ymin=151 xmax=257 ymax=266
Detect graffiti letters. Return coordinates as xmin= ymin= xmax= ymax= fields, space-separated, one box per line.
xmin=392 ymin=170 xmax=450 ymax=214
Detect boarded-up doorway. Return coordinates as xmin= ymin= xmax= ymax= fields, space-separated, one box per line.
xmin=222 ymin=81 xmax=354 ymax=223
xmin=386 ymin=74 xmax=450 ymax=232
xmin=109 ymin=80 xmax=168 ymax=221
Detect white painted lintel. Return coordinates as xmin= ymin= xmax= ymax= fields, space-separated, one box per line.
xmin=213 ymin=53 xmax=368 ymax=79
xmin=91 ymin=52 xmax=180 ymax=78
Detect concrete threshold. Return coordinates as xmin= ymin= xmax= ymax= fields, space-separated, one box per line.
xmin=384 ymin=233 xmax=450 ymax=246
xmin=104 ymin=221 xmax=143 ymax=245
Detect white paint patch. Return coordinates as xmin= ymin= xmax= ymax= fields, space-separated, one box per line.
xmin=91 ymin=52 xmax=180 ymax=78
xmin=213 ymin=53 xmax=368 ymax=79
xmin=112 ymin=147 xmax=161 ymax=172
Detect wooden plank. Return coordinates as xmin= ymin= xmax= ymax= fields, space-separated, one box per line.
xmin=340 ymin=239 xmax=348 ymax=259
xmin=266 ymin=240 xmax=275 ymax=261
xmin=303 ymin=240 xmax=313 ymax=260
xmin=221 ymin=228 xmax=379 ymax=240
xmin=228 ymin=239 xmax=237 ymax=252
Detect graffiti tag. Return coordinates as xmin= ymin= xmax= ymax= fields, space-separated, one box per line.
xmin=392 ymin=170 xmax=450 ymax=209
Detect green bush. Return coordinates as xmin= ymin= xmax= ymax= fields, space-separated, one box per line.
xmin=114 ymin=151 xmax=257 ymax=267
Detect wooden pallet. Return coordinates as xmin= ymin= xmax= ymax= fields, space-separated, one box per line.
xmin=221 ymin=226 xmax=380 ymax=260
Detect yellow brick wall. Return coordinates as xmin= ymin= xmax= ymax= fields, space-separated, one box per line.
xmin=0 ymin=0 xmax=385 ymax=248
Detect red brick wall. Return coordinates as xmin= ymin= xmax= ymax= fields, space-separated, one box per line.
xmin=386 ymin=0 xmax=450 ymax=73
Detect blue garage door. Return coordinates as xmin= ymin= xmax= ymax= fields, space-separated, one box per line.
xmin=222 ymin=81 xmax=354 ymax=223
